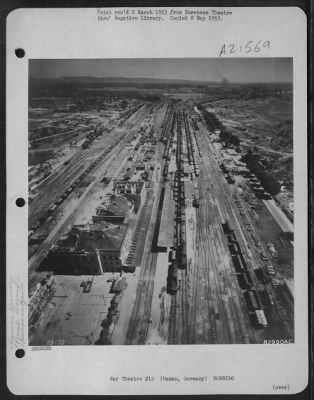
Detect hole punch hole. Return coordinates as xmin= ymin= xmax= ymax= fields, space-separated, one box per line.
xmin=15 ymin=48 xmax=25 ymax=58
xmin=16 ymin=198 xmax=25 ymax=207
xmin=15 ymin=349 xmax=25 ymax=358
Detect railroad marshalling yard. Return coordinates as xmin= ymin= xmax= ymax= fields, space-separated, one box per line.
xmin=28 ymin=81 xmax=294 ymax=346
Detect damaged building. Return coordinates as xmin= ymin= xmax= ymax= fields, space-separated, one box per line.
xmin=92 ymin=194 xmax=130 ymax=224
xmin=41 ymin=222 xmax=133 ymax=274
xmin=113 ymin=180 xmax=145 ymax=212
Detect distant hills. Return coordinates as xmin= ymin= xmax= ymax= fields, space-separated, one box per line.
xmin=31 ymin=75 xmax=221 ymax=88
xmin=29 ymin=76 xmax=292 ymax=99
xmin=30 ymin=75 xmax=293 ymax=87
xmin=60 ymin=76 xmax=209 ymax=85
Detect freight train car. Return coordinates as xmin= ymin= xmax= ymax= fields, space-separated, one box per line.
xmin=231 ymin=254 xmax=247 ymax=273
xmin=237 ymin=271 xmax=253 ymax=289
xmin=168 ymin=249 xmax=177 ymax=263
xmin=192 ymin=188 xmax=200 ymax=208
xmin=167 ymin=261 xmax=178 ymax=295
xmin=179 ymin=252 xmax=187 ymax=270
xmin=223 ymin=219 xmax=234 ymax=234
xmin=254 ymin=309 xmax=268 ymax=328
xmin=83 ymin=280 xmax=93 ymax=293
xmin=244 ymin=290 xmax=261 ymax=311
xmin=259 ymin=289 xmax=273 ymax=308
xmin=151 ymin=186 xmax=165 ymax=252
xmin=192 ymin=198 xmax=200 ymax=208
xmin=226 ymin=232 xmax=237 ymax=243
xmin=228 ymin=242 xmax=241 ymax=255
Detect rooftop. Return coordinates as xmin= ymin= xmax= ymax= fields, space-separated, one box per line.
xmin=54 ymin=223 xmax=128 ymax=253
xmin=114 ymin=180 xmax=145 ymax=194
xmin=96 ymin=195 xmax=130 ymax=217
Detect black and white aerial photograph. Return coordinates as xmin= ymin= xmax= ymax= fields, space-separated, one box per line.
xmin=28 ymin=58 xmax=294 ymax=346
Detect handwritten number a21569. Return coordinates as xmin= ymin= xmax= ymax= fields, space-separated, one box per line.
xmin=219 ymin=40 xmax=270 ymax=56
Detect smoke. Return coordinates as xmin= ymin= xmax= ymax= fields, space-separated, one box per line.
xmin=214 ymin=69 xmax=230 ymax=84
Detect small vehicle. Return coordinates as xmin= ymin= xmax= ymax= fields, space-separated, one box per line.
xmin=83 ymin=280 xmax=93 ymax=293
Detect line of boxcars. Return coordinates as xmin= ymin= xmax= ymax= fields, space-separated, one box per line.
xmin=183 ymin=112 xmax=200 ymax=177
xmin=160 ymin=111 xmax=195 ymax=294
xmin=167 ymin=255 xmax=178 ymax=295
xmin=166 ymin=169 xmax=181 ymax=294
xmin=191 ymin=117 xmax=202 ymax=157
xmin=154 ymin=110 xmax=179 ymax=254
xmin=192 ymin=182 xmax=200 ymax=208
xmin=151 ymin=186 xmax=166 ymax=252
xmin=29 ymin=141 xmax=117 ymax=239
xmin=243 ymin=290 xmax=268 ymax=328
xmin=159 ymin=102 xmax=175 ymax=144
xmin=223 ymin=220 xmax=248 ymax=283
xmin=174 ymin=119 xmax=187 ymax=271
xmin=223 ymin=219 xmax=268 ymax=328
xmin=166 ymin=115 xmax=188 ymax=294
xmin=161 ymin=111 xmax=176 ymax=181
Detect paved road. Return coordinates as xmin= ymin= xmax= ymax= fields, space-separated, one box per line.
xmin=263 ymin=199 xmax=293 ymax=233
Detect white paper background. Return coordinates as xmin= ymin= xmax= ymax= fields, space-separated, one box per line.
xmin=6 ymin=7 xmax=308 ymax=395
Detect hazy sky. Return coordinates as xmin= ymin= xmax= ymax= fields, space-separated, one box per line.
xmin=29 ymin=58 xmax=292 ymax=83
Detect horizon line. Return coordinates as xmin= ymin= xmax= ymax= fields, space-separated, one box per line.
xmin=29 ymin=75 xmax=293 ymax=85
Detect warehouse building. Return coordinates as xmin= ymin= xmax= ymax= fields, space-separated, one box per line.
xmin=113 ymin=180 xmax=146 ymax=211
xmin=92 ymin=195 xmax=130 ymax=224
xmin=42 ymin=223 xmax=133 ymax=274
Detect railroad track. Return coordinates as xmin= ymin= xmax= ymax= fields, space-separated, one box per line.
xmin=186 ymin=121 xmax=230 ymax=343
xmin=28 ymin=111 xmax=150 ymax=274
xmin=125 ymin=244 xmax=158 ymax=345
xmin=187 ymin=206 xmax=203 ymax=343
xmin=180 ymin=269 xmax=188 ymax=344
xmin=197 ymin=176 xmax=232 ymax=343
xmin=29 ymin=106 xmax=148 ymax=227
xmin=168 ymin=288 xmax=177 ymax=344
xmin=198 ymin=121 xmax=293 ymax=342
xmin=203 ymin=134 xmax=289 ymax=340
xmin=189 ymin=120 xmax=255 ymax=343
xmin=125 ymin=166 xmax=164 ymax=344
xmin=201 ymin=132 xmax=257 ymax=342
xmin=137 ymin=253 xmax=159 ymax=345
xmin=202 ymin=162 xmax=251 ymax=342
